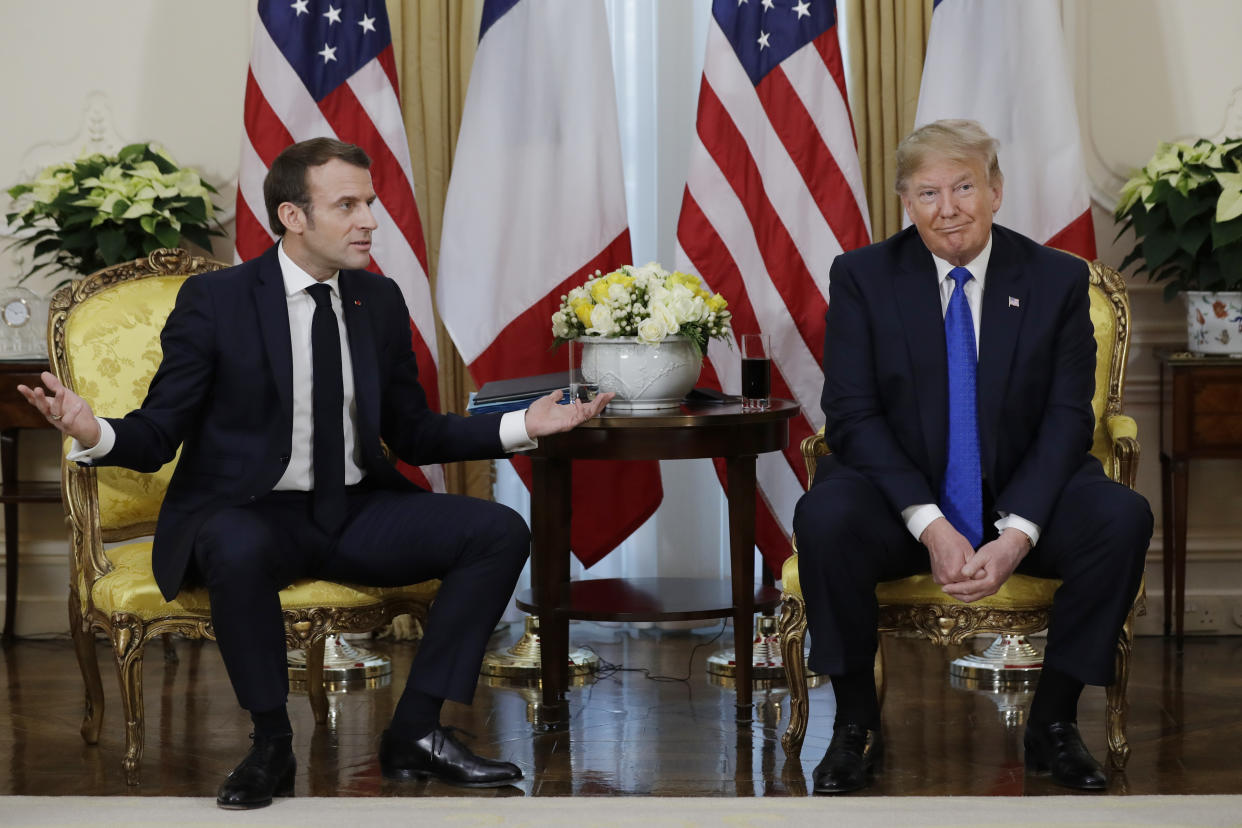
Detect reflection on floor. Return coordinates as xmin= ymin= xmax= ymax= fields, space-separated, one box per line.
xmin=1 ymin=622 xmax=1239 ymax=797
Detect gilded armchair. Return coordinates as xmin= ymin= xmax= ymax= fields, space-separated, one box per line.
xmin=778 ymin=259 xmax=1145 ymax=768
xmin=49 ymin=248 xmax=439 ymax=784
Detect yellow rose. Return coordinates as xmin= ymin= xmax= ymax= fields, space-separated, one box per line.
xmin=668 ymin=271 xmax=701 ymax=291
xmin=707 ymin=293 xmax=728 ymax=312
xmin=590 ymin=279 xmax=611 ymax=304
xmin=572 ymin=298 xmax=594 ymax=326
xmin=606 ymin=272 xmax=635 ymax=288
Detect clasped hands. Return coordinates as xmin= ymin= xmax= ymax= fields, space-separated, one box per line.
xmin=922 ymin=517 xmax=1031 ymax=603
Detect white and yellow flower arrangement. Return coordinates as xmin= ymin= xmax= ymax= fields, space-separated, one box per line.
xmin=551 ymin=262 xmax=732 ymax=354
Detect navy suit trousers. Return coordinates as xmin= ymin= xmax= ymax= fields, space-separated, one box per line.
xmin=792 ymin=461 xmax=1151 ymax=687
xmin=188 ymin=484 xmax=530 ymax=713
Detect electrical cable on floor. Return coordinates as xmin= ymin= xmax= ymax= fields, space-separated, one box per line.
xmin=582 ymin=619 xmax=728 ymax=684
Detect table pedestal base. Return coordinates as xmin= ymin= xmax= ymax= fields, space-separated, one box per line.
xmin=705 ymin=615 xmax=824 ymax=686
xmin=288 ymin=635 xmax=391 ymax=693
xmin=948 ymin=633 xmax=1043 ymax=686
xmin=480 ymin=615 xmax=600 ymax=680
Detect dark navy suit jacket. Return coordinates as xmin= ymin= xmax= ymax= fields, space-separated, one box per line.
xmin=818 ymin=223 xmax=1101 ymax=532
xmin=100 ymin=245 xmax=506 ymax=600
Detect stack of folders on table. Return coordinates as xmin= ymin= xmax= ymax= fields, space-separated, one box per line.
xmin=466 ymin=371 xmax=573 ymax=415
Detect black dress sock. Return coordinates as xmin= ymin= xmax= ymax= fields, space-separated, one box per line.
xmin=250 ymin=705 xmax=293 ymax=739
xmin=829 ymin=669 xmax=881 ymax=730
xmin=1028 ymin=665 xmax=1085 ymax=725
xmin=389 ymin=686 xmax=443 ymax=741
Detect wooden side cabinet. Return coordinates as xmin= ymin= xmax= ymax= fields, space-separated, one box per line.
xmin=0 ymin=359 xmax=62 ymax=641
xmin=1156 ymin=350 xmax=1242 ymax=644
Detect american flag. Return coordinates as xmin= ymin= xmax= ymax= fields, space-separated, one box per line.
xmin=436 ymin=0 xmax=660 ymax=566
xmin=675 ymin=0 xmax=871 ymax=574
xmin=235 ymin=0 xmax=444 ymax=492
xmin=915 ymin=0 xmax=1096 ymax=258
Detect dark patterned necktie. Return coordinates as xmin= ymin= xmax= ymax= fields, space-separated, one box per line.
xmin=307 ymin=283 xmax=346 ymax=533
xmin=940 ymin=266 xmax=983 ymax=547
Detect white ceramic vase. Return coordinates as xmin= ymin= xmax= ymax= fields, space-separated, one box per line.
xmin=580 ymin=335 xmax=702 ymax=411
xmin=1184 ymin=291 xmax=1242 ymax=355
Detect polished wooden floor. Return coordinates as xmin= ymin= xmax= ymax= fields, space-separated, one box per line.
xmin=1 ymin=622 xmax=1239 ymax=797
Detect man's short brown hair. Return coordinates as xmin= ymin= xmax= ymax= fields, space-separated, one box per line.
xmin=894 ymin=119 xmax=1002 ymax=194
xmin=263 ymin=138 xmax=372 ymax=236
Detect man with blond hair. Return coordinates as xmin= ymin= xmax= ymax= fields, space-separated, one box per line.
xmin=794 ymin=119 xmax=1151 ymax=793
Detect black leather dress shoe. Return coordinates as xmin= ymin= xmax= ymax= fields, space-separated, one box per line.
xmin=812 ymin=723 xmax=883 ymax=794
xmin=1024 ymin=721 xmax=1107 ymax=791
xmin=216 ymin=734 xmax=296 ymax=810
xmin=380 ymin=727 xmax=522 ymax=787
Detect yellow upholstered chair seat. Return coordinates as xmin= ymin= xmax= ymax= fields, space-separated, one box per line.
xmin=91 ymin=543 xmax=440 ymax=620
xmin=778 ymin=259 xmax=1144 ymax=771
xmin=51 ymin=249 xmax=440 ymax=784
xmin=779 ymin=555 xmax=1060 ymax=612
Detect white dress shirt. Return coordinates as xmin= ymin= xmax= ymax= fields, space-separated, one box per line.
xmin=275 ymin=243 xmax=363 ymax=489
xmin=899 ymin=235 xmax=1041 ymax=548
xmin=70 ymin=241 xmax=536 ymax=474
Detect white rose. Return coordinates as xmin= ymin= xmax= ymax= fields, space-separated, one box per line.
xmin=636 ymin=315 xmax=669 ymax=344
xmin=649 ymin=300 xmax=677 ymax=337
xmin=607 ymin=283 xmax=631 ymax=305
xmin=551 ymin=312 xmax=573 ymax=340
xmin=679 ymin=295 xmax=708 ymax=324
xmin=633 ymin=262 xmax=666 ymax=282
xmin=589 ymin=303 xmax=618 ymax=336
xmin=666 ymin=284 xmax=703 ymax=324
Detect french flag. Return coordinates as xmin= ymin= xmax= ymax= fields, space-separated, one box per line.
xmin=915 ymin=0 xmax=1097 ymax=258
xmin=436 ymin=0 xmax=660 ymax=566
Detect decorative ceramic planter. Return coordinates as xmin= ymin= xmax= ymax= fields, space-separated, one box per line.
xmin=580 ymin=335 xmax=702 ymax=410
xmin=1184 ymin=291 xmax=1242 ymax=355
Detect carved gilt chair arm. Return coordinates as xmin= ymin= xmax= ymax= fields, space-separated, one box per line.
xmin=1103 ymin=414 xmax=1140 ymax=489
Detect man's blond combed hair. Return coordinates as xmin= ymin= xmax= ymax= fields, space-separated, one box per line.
xmin=894 ymin=119 xmax=1002 ymax=194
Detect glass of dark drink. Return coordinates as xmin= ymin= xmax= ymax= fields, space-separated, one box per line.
xmin=741 ymin=333 xmax=771 ymax=411
xmin=568 ymin=339 xmax=599 ymax=403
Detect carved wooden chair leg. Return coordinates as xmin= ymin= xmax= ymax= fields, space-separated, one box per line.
xmin=1106 ymin=609 xmax=1135 ymax=769
xmin=111 ymin=618 xmax=148 ymax=785
xmin=778 ymin=593 xmax=809 ymax=759
xmin=306 ymin=636 xmax=329 ymax=726
xmin=69 ymin=592 xmax=105 ymax=745
xmin=874 ymin=636 xmax=888 ymax=709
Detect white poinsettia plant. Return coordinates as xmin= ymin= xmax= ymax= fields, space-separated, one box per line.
xmin=1114 ymin=136 xmax=1242 ymax=299
xmin=551 ymin=262 xmax=732 ymax=355
xmin=6 ymin=142 xmax=222 ymax=282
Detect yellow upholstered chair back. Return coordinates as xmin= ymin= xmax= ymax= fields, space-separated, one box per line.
xmin=49 ymin=249 xmax=228 ymax=612
xmin=1085 ymin=260 xmax=1135 ymax=481
xmin=59 ymin=272 xmax=197 ymax=535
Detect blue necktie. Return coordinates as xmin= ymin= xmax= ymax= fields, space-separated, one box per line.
xmin=308 ymin=283 xmax=346 ymax=533
xmin=941 ymin=266 xmax=983 ymax=548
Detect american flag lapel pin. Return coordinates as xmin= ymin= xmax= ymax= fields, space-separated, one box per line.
xmin=354 ymin=300 xmax=362 ymax=306
xmin=1008 ymin=296 xmax=1020 ymax=308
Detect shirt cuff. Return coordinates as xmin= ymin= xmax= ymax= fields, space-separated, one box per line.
xmin=499 ymin=409 xmax=537 ymax=452
xmin=995 ymin=513 xmax=1041 ymax=547
xmin=65 ymin=417 xmax=115 ymax=463
xmin=902 ymin=503 xmax=943 ymax=543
